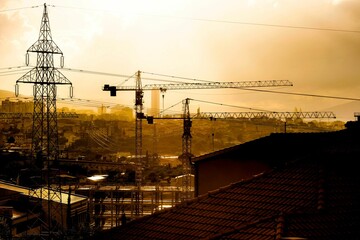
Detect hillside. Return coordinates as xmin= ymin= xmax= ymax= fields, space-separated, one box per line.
xmin=323 ymin=101 xmax=360 ymax=122
xmin=0 ymin=89 xmax=17 ymax=99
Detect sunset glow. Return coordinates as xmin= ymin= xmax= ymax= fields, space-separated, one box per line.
xmin=1 ymin=0 xmax=360 ymax=121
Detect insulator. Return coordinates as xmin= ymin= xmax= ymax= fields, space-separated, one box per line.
xmin=25 ymin=52 xmax=29 ymax=66
xmin=15 ymin=84 xmax=19 ymax=97
xmin=69 ymin=85 xmax=73 ymax=98
xmin=33 ymin=85 xmax=36 ymax=97
xmin=60 ymin=55 xmax=64 ymax=68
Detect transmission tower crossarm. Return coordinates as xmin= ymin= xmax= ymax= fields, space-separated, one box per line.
xmin=16 ymin=68 xmax=72 ymax=85
xmin=196 ymin=111 xmax=336 ymax=119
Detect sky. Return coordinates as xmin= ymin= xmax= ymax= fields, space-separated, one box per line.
xmin=1 ymin=0 xmax=360 ymax=121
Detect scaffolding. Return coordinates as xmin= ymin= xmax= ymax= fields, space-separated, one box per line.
xmin=75 ymin=184 xmax=186 ymax=229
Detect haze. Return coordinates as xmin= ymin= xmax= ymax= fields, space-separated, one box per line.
xmin=1 ymin=0 xmax=360 ymax=121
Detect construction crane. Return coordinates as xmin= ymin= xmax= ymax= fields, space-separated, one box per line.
xmin=196 ymin=111 xmax=336 ymax=133
xmin=150 ymin=98 xmax=337 ymax=200
xmin=103 ymin=71 xmax=293 ymax=209
xmin=14 ymin=3 xmax=73 ymax=238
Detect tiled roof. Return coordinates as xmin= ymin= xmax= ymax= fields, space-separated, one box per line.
xmin=93 ymin=125 xmax=360 ymax=239
xmin=94 ymin=153 xmax=360 ymax=239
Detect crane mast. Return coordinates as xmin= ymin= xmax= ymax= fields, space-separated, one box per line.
xmin=134 ymin=70 xmax=143 ymax=215
xmin=181 ymin=98 xmax=192 ymax=200
xmin=150 ymin=99 xmax=337 ymax=201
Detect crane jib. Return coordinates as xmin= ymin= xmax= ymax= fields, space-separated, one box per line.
xmin=103 ymin=80 xmax=293 ymax=92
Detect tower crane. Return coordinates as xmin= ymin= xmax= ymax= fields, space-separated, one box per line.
xmin=187 ymin=99 xmax=336 ymax=199
xmin=103 ymin=71 xmax=293 ymax=210
xmin=150 ymin=98 xmax=336 ymax=200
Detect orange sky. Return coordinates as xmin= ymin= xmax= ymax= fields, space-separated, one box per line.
xmin=1 ymin=0 xmax=360 ymax=121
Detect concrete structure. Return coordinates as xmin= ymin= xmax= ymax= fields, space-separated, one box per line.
xmin=149 ymin=89 xmax=160 ymax=117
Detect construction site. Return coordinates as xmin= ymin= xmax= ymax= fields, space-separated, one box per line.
xmin=0 ymin=2 xmax=355 ymax=240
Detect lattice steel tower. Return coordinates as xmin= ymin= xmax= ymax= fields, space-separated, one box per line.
xmin=134 ymin=70 xmax=144 ymax=215
xmin=15 ymin=3 xmax=72 ymax=238
xmin=16 ymin=3 xmax=72 ymax=164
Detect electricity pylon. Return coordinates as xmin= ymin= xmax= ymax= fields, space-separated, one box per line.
xmin=15 ymin=3 xmax=72 ymax=238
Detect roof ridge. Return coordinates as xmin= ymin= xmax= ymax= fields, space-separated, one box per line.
xmin=192 ymin=129 xmax=345 ymax=163
xmin=192 ymin=134 xmax=274 ymax=162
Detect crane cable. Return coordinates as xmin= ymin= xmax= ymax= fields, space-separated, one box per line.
xmin=141 ymin=71 xmax=212 ymax=83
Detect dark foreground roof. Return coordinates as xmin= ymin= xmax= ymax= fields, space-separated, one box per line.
xmin=94 ymin=148 xmax=360 ymax=239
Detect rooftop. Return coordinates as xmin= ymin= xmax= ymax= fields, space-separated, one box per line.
xmin=0 ymin=180 xmax=87 ymax=204
xmin=93 ymin=122 xmax=360 ymax=239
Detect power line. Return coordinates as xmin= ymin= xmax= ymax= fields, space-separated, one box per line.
xmin=11 ymin=66 xmax=358 ymax=102
xmin=2 ymin=4 xmax=359 ymax=34
xmin=61 ymin=68 xmax=188 ymax=84
xmin=0 ymin=66 xmax=34 ymax=77
xmin=173 ymin=16 xmax=360 ymax=34
xmin=61 ymin=67 xmax=131 ymax=78
xmin=240 ymin=88 xmax=360 ymax=101
xmin=0 ymin=70 xmax=30 ymax=77
xmin=0 ymin=5 xmax=41 ymax=13
xmin=0 ymin=66 xmax=29 ymax=70
xmin=60 ymin=68 xmax=359 ymax=102
xmin=51 ymin=4 xmax=360 ymax=34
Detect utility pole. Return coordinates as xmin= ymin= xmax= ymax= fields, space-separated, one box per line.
xmin=15 ymin=3 xmax=72 ymax=238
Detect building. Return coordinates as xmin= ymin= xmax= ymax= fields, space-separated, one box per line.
xmin=91 ymin=120 xmax=360 ymax=239
xmin=192 ymin=126 xmax=354 ymax=196
xmin=149 ymin=89 xmax=160 ymax=117
xmin=1 ymin=99 xmax=33 ymax=113
xmin=0 ymin=180 xmax=88 ymax=238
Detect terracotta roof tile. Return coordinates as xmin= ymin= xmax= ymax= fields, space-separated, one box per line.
xmin=93 ymin=127 xmax=360 ymax=239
